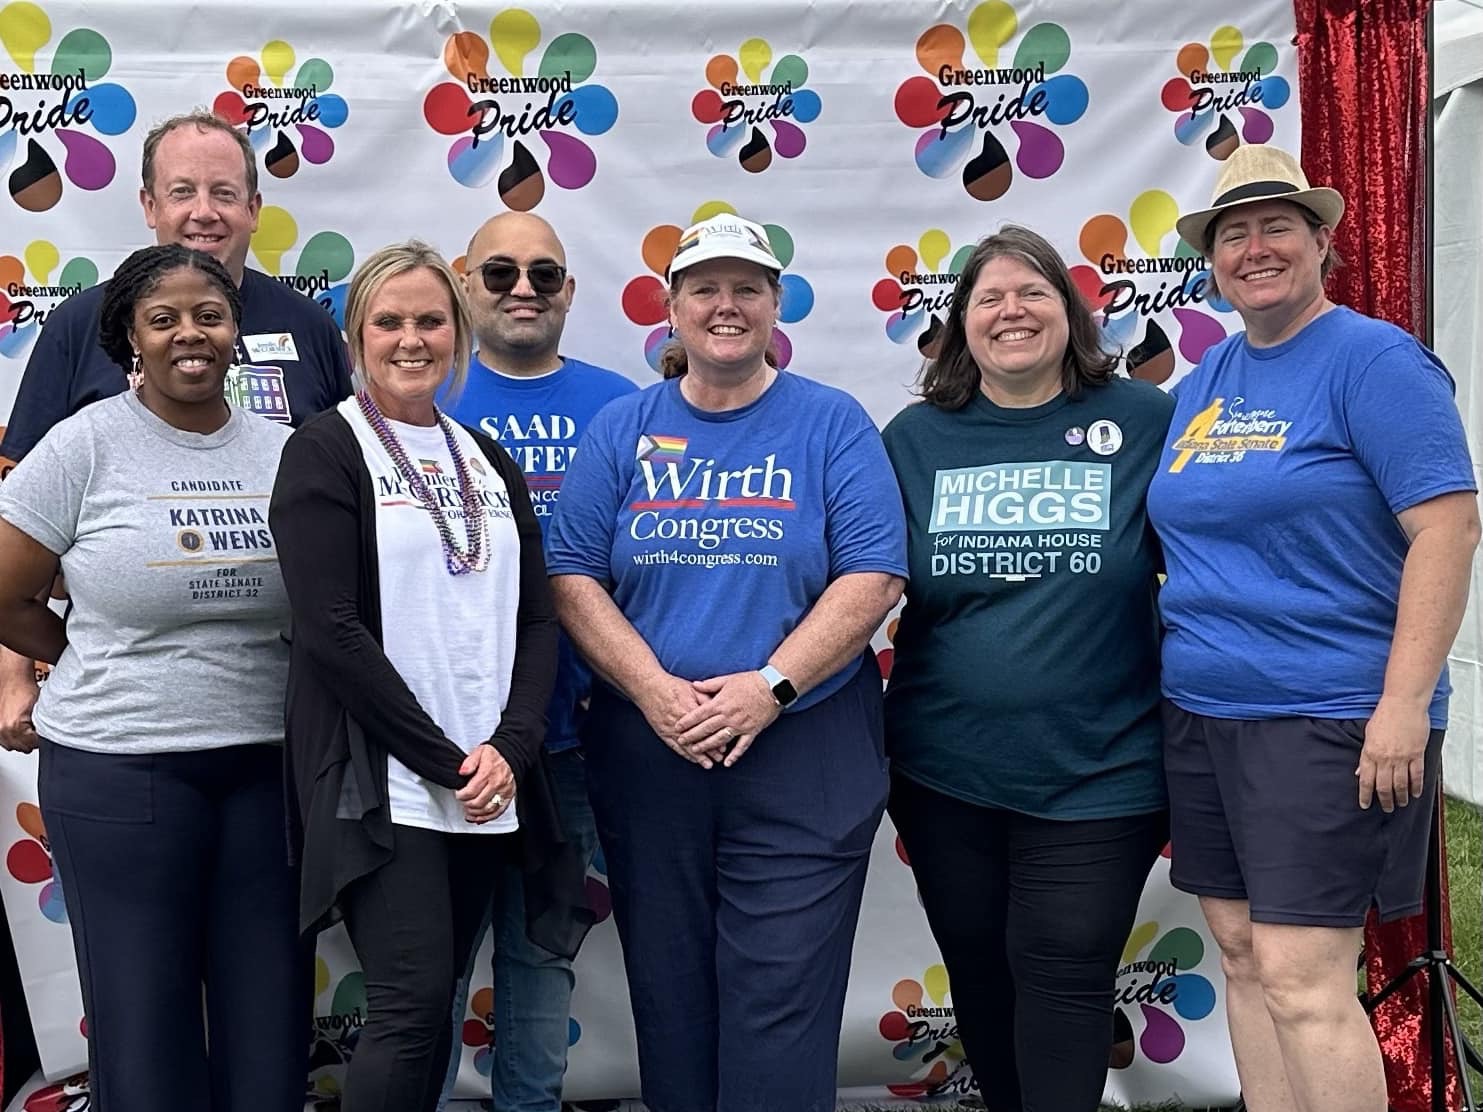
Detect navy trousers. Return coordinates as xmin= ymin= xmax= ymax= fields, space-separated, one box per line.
xmin=39 ymin=740 xmax=309 ymax=1112
xmin=584 ymin=654 xmax=888 ymax=1112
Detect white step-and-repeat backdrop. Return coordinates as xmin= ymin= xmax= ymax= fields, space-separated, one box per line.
xmin=0 ymin=0 xmax=1300 ymax=1106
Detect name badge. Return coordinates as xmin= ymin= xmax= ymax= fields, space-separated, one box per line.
xmin=226 ymin=364 xmax=293 ymax=424
xmin=242 ymin=332 xmax=299 ymax=361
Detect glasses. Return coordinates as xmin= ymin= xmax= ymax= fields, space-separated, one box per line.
xmin=476 ymin=260 xmax=567 ymax=296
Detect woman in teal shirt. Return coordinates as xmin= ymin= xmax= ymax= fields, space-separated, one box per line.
xmin=882 ymin=224 xmax=1173 ymax=1112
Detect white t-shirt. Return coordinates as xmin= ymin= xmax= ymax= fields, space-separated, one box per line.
xmin=342 ymin=398 xmax=521 ymax=834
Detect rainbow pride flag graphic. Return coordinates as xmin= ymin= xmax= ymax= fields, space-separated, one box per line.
xmin=636 ymin=434 xmax=688 ymax=464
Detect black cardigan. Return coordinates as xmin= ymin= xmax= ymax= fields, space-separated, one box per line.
xmin=268 ymin=407 xmax=593 ymax=959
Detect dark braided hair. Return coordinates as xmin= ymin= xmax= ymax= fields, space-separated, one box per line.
xmin=98 ymin=245 xmax=241 ymax=375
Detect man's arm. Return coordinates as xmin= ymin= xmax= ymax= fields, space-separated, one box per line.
xmin=0 ymin=646 xmax=40 ymax=754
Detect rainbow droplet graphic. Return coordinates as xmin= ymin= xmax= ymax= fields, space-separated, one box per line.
xmin=897 ymin=4 xmax=1088 ymax=201
xmin=424 ymin=13 xmax=615 ymax=206
xmin=1 ymin=14 xmax=135 ymax=211
xmin=693 ymin=41 xmax=821 ymax=173
xmin=213 ymin=42 xmax=349 ymax=179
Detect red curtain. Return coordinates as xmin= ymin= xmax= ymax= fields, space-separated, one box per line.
xmin=1294 ymin=3 xmax=1457 ymax=1110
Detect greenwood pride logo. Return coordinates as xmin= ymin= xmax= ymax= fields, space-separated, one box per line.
xmin=872 ymin=231 xmax=974 ymax=359
xmin=690 ymin=39 xmax=821 ymax=173
xmin=1112 ymin=921 xmax=1217 ymax=1067
xmin=1161 ymin=27 xmax=1290 ymax=159
xmin=1 ymin=239 xmax=96 ymax=358
xmin=423 ymin=9 xmax=618 ymax=211
xmin=0 ymin=1 xmax=137 ymax=212
xmin=6 ymin=800 xmax=65 ymax=922
xmin=894 ymin=0 xmax=1088 ymax=202
xmin=878 ymin=966 xmax=973 ymax=1100
xmin=1069 ymin=191 xmax=1232 ymax=384
xmin=248 ymin=206 xmax=355 ymax=328
xmin=212 ymin=40 xmax=350 ymax=179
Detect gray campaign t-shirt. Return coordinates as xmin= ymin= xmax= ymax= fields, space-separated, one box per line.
xmin=0 ymin=390 xmax=292 ymax=753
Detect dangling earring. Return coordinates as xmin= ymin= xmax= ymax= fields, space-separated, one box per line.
xmin=128 ymin=351 xmax=143 ymax=392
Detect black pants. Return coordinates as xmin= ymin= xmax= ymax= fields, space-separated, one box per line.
xmin=39 ymin=741 xmax=308 ymax=1112
xmin=888 ymin=774 xmax=1167 ymax=1112
xmin=339 ymin=824 xmax=514 ymax=1112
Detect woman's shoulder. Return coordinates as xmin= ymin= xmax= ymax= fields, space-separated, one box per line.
xmin=44 ymin=391 xmax=134 ymax=445
xmin=285 ymin=404 xmax=352 ymax=445
xmin=780 ymin=371 xmax=869 ymax=412
xmin=1322 ymin=308 xmax=1445 ymax=376
xmin=234 ymin=408 xmax=294 ymax=450
xmin=881 ymin=394 xmax=927 ymax=426
xmin=772 ymin=373 xmax=886 ymax=441
xmin=278 ymin=406 xmax=360 ymax=475
xmin=1325 ymin=304 xmax=1411 ymax=345
xmin=881 ymin=396 xmax=958 ymax=442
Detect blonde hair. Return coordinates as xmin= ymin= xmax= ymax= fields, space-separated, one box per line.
xmin=344 ymin=240 xmax=474 ymax=403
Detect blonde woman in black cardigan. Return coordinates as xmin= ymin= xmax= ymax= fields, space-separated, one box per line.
xmin=269 ymin=241 xmax=590 ymax=1112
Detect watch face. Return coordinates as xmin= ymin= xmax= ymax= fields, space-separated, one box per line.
xmin=773 ymin=678 xmax=799 ymax=707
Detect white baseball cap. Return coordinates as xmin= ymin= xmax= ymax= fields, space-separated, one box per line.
xmin=667 ymin=214 xmax=784 ymax=279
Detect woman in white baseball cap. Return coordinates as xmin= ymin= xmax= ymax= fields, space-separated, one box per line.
xmin=1149 ymin=145 xmax=1479 ymax=1111
xmin=547 ymin=213 xmax=907 ymax=1112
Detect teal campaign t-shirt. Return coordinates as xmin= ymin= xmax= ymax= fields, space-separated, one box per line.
xmin=881 ymin=377 xmax=1174 ymax=819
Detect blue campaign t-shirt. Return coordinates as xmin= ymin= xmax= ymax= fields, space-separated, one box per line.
xmin=2 ymin=269 xmax=352 ymax=462
xmin=1147 ymin=306 xmax=1476 ymax=727
xmin=546 ymin=372 xmax=907 ymax=712
xmin=445 ymin=355 xmax=637 ymax=752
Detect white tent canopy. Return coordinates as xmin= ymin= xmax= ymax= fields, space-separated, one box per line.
xmin=1436 ymin=0 xmax=1483 ymax=803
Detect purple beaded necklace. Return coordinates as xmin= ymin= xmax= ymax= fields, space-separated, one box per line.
xmin=356 ymin=389 xmax=490 ymax=575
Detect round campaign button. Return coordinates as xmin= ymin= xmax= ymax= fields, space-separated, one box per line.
xmin=1088 ymin=419 xmax=1123 ymax=456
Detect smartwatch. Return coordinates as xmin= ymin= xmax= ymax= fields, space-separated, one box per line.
xmin=759 ymin=664 xmax=799 ymax=709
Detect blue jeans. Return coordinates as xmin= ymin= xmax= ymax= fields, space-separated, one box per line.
xmin=436 ymin=747 xmax=598 ymax=1111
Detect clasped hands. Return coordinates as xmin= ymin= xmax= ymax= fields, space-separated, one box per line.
xmin=639 ymin=670 xmax=782 ymax=769
xmin=456 ymin=744 xmax=515 ymax=824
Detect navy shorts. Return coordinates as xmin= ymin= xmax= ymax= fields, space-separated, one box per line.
xmin=1162 ymin=701 xmax=1444 ymax=927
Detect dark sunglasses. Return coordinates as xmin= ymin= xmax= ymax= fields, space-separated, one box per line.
xmin=476 ymin=260 xmax=567 ymax=296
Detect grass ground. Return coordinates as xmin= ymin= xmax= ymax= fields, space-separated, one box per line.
xmin=1447 ymin=794 xmax=1482 ymax=1057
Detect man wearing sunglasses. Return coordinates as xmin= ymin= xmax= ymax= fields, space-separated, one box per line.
xmin=436 ymin=211 xmax=635 ymax=1112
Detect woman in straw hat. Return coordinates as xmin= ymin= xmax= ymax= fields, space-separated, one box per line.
xmin=547 ymin=213 xmax=906 ymax=1112
xmin=1147 ymin=145 xmax=1479 ymax=1110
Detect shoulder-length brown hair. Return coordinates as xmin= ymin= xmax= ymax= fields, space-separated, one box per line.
xmin=918 ymin=225 xmax=1116 ymax=410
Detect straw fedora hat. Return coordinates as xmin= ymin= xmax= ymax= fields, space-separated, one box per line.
xmin=1175 ymin=145 xmax=1345 ymax=255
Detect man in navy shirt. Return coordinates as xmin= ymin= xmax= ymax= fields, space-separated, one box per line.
xmin=437 ymin=212 xmax=634 ymax=1112
xmin=0 ymin=110 xmax=352 ymax=753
